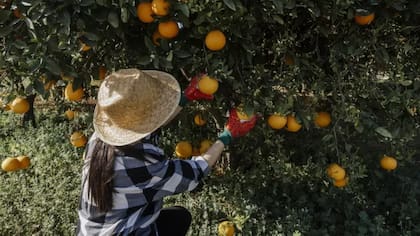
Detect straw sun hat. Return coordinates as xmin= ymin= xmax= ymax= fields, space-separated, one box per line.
xmin=93 ymin=68 xmax=181 ymax=146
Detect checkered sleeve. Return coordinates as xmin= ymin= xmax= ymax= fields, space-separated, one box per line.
xmin=144 ymin=156 xmax=210 ymax=201
xmin=126 ymin=143 xmax=210 ymax=202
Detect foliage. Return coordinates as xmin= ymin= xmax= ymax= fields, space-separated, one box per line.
xmin=0 ymin=0 xmax=419 ymax=235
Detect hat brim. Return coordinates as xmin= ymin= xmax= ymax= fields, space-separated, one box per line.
xmin=93 ymin=70 xmax=180 ymax=146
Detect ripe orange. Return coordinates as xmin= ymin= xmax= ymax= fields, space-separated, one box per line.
xmin=285 ymin=115 xmax=302 ymax=132
xmin=98 ymin=66 xmax=107 ymax=80
xmin=65 ymin=83 xmax=84 ymax=102
xmin=137 ymin=2 xmax=154 ymax=23
xmin=284 ymin=53 xmax=295 ymax=66
xmin=152 ymin=30 xmax=163 ymax=46
xmin=17 ymin=156 xmax=30 ymax=169
xmin=267 ymin=114 xmax=287 ymax=130
xmin=80 ymin=43 xmax=91 ymax=52
xmin=205 ymin=30 xmax=226 ymax=51
xmin=380 ymin=155 xmax=397 ymax=171
xmin=334 ymin=176 xmax=348 ymax=188
xmin=44 ymin=80 xmax=56 ymax=90
xmin=65 ymin=109 xmax=75 ymax=120
xmin=191 ymin=147 xmax=200 ymax=156
xmin=355 ymin=12 xmax=375 ymax=26
xmin=13 ymin=8 xmax=23 ymax=18
xmin=175 ymin=141 xmax=192 ymax=159
xmin=1 ymin=157 xmax=20 ymax=172
xmin=198 ymin=75 xmax=219 ymax=95
xmin=327 ymin=163 xmax=346 ymax=180
xmin=314 ymin=112 xmax=331 ymax=128
xmin=151 ymin=0 xmax=170 ymax=16
xmin=218 ymin=221 xmax=235 ymax=236
xmin=199 ymin=140 xmax=213 ymax=154
xmin=11 ymin=97 xmax=30 ymax=114
xmin=158 ymin=21 xmax=179 ymax=39
xmin=194 ymin=114 xmax=206 ymax=126
xmin=70 ymin=131 xmax=87 ymax=148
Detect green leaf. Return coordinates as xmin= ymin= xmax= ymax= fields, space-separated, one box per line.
xmin=24 ymin=17 xmax=35 ymax=30
xmin=45 ymin=58 xmax=61 ymax=75
xmin=83 ymin=32 xmax=100 ymax=41
xmin=108 ymin=11 xmax=119 ymax=28
xmin=176 ymin=4 xmax=190 ymax=17
xmin=80 ymin=0 xmax=95 ymax=6
xmin=12 ymin=40 xmax=27 ymax=49
xmin=272 ymin=0 xmax=284 ymax=13
xmin=0 ymin=10 xmax=11 ymax=23
xmin=120 ymin=7 xmax=129 ymax=23
xmin=0 ymin=25 xmax=13 ymax=37
xmin=375 ymin=127 xmax=393 ymax=139
xmin=138 ymin=55 xmax=151 ymax=65
xmin=174 ymin=50 xmax=192 ymax=58
xmin=223 ymin=0 xmax=236 ymax=11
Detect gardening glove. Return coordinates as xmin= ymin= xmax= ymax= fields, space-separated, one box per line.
xmin=180 ymin=74 xmax=214 ymax=106
xmin=218 ymin=108 xmax=257 ymax=145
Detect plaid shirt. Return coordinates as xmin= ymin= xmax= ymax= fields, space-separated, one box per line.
xmin=77 ymin=132 xmax=210 ymax=236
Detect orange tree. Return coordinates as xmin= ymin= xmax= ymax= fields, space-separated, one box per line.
xmin=1 ymin=0 xmax=419 ymax=234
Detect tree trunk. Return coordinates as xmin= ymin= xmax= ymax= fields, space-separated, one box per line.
xmin=22 ymin=94 xmax=36 ymax=128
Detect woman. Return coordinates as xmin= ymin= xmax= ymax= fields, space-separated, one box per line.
xmin=77 ymin=69 xmax=256 ymax=236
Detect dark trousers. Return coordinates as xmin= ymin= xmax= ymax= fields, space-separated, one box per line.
xmin=155 ymin=206 xmax=192 ymax=236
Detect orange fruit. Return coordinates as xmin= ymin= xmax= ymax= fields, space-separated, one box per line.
xmin=267 ymin=114 xmax=287 ymax=130
xmin=194 ymin=114 xmax=206 ymax=126
xmin=11 ymin=97 xmax=30 ymax=114
xmin=3 ymin=103 xmax=11 ymax=111
xmin=191 ymin=147 xmax=200 ymax=156
xmin=218 ymin=221 xmax=235 ymax=236
xmin=137 ymin=2 xmax=154 ymax=23
xmin=198 ymin=75 xmax=219 ymax=95
xmin=151 ymin=0 xmax=170 ymax=16
xmin=333 ymin=176 xmax=348 ymax=188
xmin=236 ymin=108 xmax=252 ymax=121
xmin=175 ymin=141 xmax=192 ymax=159
xmin=205 ymin=30 xmax=226 ymax=51
xmin=355 ymin=12 xmax=375 ymax=26
xmin=152 ymin=30 xmax=163 ymax=45
xmin=199 ymin=140 xmax=213 ymax=154
xmin=98 ymin=66 xmax=107 ymax=80
xmin=70 ymin=131 xmax=87 ymax=148
xmin=380 ymin=155 xmax=397 ymax=171
xmin=314 ymin=112 xmax=331 ymax=128
xmin=1 ymin=157 xmax=20 ymax=172
xmin=284 ymin=53 xmax=294 ymax=66
xmin=65 ymin=83 xmax=84 ymax=101
xmin=17 ymin=156 xmax=30 ymax=169
xmin=285 ymin=115 xmax=302 ymax=132
xmin=44 ymin=80 xmax=56 ymax=90
xmin=65 ymin=109 xmax=75 ymax=120
xmin=327 ymin=163 xmax=346 ymax=180
xmin=80 ymin=43 xmax=91 ymax=52
xmin=13 ymin=8 xmax=23 ymax=18
xmin=158 ymin=21 xmax=179 ymax=39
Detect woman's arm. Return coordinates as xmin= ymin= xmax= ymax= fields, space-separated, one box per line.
xmin=201 ymin=140 xmax=225 ymax=167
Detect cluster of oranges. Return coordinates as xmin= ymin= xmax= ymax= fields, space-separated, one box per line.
xmin=267 ymin=111 xmax=331 ymax=132
xmin=326 ymin=155 xmax=398 ymax=188
xmin=1 ymin=97 xmax=30 ymax=114
xmin=1 ymin=156 xmax=30 ymax=172
xmin=137 ymin=0 xmax=226 ymax=51
xmin=175 ymin=139 xmax=213 ymax=159
xmin=327 ymin=163 xmax=348 ymax=188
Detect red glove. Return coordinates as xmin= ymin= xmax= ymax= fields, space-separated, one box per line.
xmin=183 ymin=74 xmax=214 ymax=101
xmin=225 ymin=108 xmax=257 ymax=138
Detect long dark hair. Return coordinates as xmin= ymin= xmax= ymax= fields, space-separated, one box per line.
xmin=87 ymin=139 xmax=116 ymax=212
